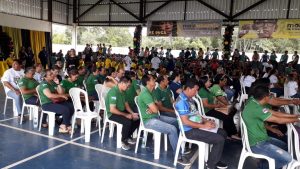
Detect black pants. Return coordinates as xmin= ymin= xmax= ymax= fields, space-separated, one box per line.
xmin=185 ymin=128 xmax=227 ymax=169
xmin=42 ymin=101 xmax=74 ymax=125
xmin=206 ymin=109 xmax=237 ymax=136
xmin=109 ymin=114 xmax=140 ymax=142
xmin=25 ymin=96 xmax=39 ymax=105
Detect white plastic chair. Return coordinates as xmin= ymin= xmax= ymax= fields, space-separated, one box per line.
xmin=134 ymin=96 xmax=168 ymax=159
xmin=286 ymin=124 xmax=300 ymax=169
xmin=36 ymin=85 xmax=57 ymax=136
xmin=1 ymin=80 xmax=17 ymax=116
xmin=100 ymin=93 xmax=123 ymax=148
xmin=194 ymin=94 xmax=222 ymax=128
xmin=173 ymin=103 xmax=207 ymax=168
xmin=69 ymin=88 xmax=101 ymax=142
xmin=18 ymin=83 xmax=39 ymax=125
xmin=237 ymin=114 xmax=275 ymax=169
xmin=95 ymin=84 xmax=104 ymax=113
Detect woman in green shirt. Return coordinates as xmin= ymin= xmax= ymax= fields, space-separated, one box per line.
xmin=18 ymin=67 xmax=39 ymax=105
xmin=60 ymin=69 xmax=79 ymax=96
xmin=39 ymin=69 xmax=74 ymax=133
xmin=198 ymin=76 xmax=239 ymax=139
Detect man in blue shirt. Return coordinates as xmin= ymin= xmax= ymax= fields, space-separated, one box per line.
xmin=175 ymin=79 xmax=228 ymax=169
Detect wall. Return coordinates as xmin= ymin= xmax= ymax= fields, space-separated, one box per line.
xmin=0 ymin=13 xmax=51 ymax=32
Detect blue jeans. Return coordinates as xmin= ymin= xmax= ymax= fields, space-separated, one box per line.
xmin=25 ymin=96 xmax=39 ymax=105
xmin=42 ymin=101 xmax=74 ymax=125
xmin=160 ymin=111 xmax=176 ymax=118
xmin=251 ymin=137 xmax=292 ymax=169
xmin=144 ymin=116 xmax=178 ymax=152
xmin=7 ymin=90 xmax=23 ymax=115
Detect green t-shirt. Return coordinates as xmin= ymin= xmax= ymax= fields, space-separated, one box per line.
xmin=124 ymin=79 xmax=140 ymax=109
xmin=97 ymin=74 xmax=106 ymax=84
xmin=76 ymin=75 xmax=85 ymax=87
xmin=210 ymin=84 xmax=225 ymax=97
xmin=61 ymin=79 xmax=79 ymax=94
xmin=242 ymin=97 xmax=272 ymax=146
xmin=153 ymin=86 xmax=173 ymax=109
xmin=105 ymin=86 xmax=126 ymax=118
xmin=270 ymin=54 xmax=277 ymax=61
xmin=86 ymin=74 xmax=98 ymax=95
xmin=198 ymin=87 xmax=214 ymax=113
xmin=38 ymin=81 xmax=57 ymax=105
xmin=137 ymin=87 xmax=158 ymax=123
xmin=18 ymin=77 xmax=39 ymax=101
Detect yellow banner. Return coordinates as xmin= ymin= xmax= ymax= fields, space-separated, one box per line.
xmin=239 ymin=19 xmax=300 ymax=39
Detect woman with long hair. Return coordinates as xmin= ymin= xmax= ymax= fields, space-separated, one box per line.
xmin=198 ymin=76 xmax=239 ymax=139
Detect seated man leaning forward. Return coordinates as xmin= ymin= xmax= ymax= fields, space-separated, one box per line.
xmin=137 ymin=74 xmax=190 ymax=166
xmin=242 ymin=85 xmax=300 ymax=169
xmin=174 ymin=78 xmax=228 ymax=169
xmin=153 ymin=75 xmax=176 ymax=118
xmin=105 ymin=76 xmax=140 ymax=151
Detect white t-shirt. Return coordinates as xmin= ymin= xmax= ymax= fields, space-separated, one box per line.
xmin=124 ymin=56 xmax=132 ymax=71
xmin=1 ymin=68 xmax=24 ymax=93
xmin=262 ymin=73 xmax=269 ymax=78
xmin=243 ymin=75 xmax=256 ymax=88
xmin=139 ymin=50 xmax=145 ymax=57
xmin=151 ymin=57 xmax=161 ymax=69
xmin=200 ymin=61 xmax=207 ymax=69
xmin=107 ymin=47 xmax=112 ymax=55
xmin=269 ymin=75 xmax=278 ymax=88
xmin=287 ymin=81 xmax=298 ymax=96
xmin=34 ymin=72 xmax=43 ymax=83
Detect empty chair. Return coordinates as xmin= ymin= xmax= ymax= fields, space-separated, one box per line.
xmin=69 ymin=87 xmax=101 ymax=142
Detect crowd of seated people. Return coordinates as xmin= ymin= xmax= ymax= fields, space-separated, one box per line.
xmin=2 ymin=44 xmax=300 ymax=168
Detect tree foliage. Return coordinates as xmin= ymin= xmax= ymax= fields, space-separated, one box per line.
xmin=52 ymin=26 xmax=299 ymax=52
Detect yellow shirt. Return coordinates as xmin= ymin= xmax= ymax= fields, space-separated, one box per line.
xmin=131 ymin=62 xmax=137 ymax=69
xmin=111 ymin=61 xmax=116 ymax=68
xmin=105 ymin=58 xmax=111 ymax=68
xmin=6 ymin=57 xmax=13 ymax=67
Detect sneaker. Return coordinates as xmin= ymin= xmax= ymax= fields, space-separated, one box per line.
xmin=216 ymin=161 xmax=228 ymax=169
xmin=121 ymin=141 xmax=131 ymax=151
xmin=177 ymin=156 xmax=191 ymax=166
xmin=127 ymin=138 xmax=136 ymax=145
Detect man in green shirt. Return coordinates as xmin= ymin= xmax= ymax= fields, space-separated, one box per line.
xmin=153 ymin=75 xmax=175 ymax=117
xmin=75 ymin=66 xmax=86 ymax=88
xmin=124 ymin=71 xmax=140 ymax=113
xmin=86 ymin=67 xmax=100 ymax=100
xmin=97 ymin=66 xmax=106 ymax=84
xmin=137 ymin=75 xmax=189 ymax=165
xmin=210 ymin=75 xmax=229 ymax=106
xmin=242 ymin=85 xmax=300 ymax=169
xmin=105 ymin=76 xmax=139 ymax=151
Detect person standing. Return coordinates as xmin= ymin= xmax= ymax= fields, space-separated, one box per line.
xmin=25 ymin=47 xmax=35 ymax=68
xmin=38 ymin=47 xmax=48 ymax=69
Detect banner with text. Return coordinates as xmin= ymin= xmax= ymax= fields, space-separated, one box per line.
xmin=239 ymin=19 xmax=300 ymax=39
xmin=147 ymin=21 xmax=222 ymax=37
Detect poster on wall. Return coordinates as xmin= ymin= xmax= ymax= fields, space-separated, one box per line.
xmin=239 ymin=19 xmax=300 ymax=39
xmin=147 ymin=21 xmax=222 ymax=37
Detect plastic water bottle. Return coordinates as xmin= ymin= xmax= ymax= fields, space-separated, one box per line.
xmin=33 ymin=116 xmax=38 ymax=128
xmin=141 ymin=138 xmax=146 ymax=148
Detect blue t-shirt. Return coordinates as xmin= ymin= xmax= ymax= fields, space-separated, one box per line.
xmin=175 ymin=93 xmax=201 ymax=132
xmin=169 ymin=81 xmax=181 ymax=99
